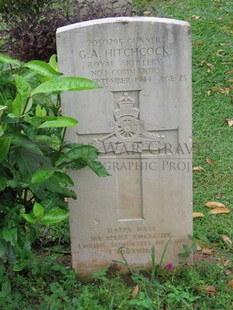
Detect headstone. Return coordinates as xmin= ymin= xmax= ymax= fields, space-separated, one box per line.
xmin=56 ymin=17 xmax=192 ymax=279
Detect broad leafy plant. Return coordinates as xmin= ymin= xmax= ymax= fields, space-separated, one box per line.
xmin=0 ymin=53 xmax=108 ymax=270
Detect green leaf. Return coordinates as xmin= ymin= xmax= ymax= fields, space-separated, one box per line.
xmin=35 ymin=135 xmax=60 ymax=149
xmin=35 ymin=105 xmax=47 ymax=117
xmin=50 ymin=171 xmax=74 ymax=186
xmin=7 ymin=133 xmax=43 ymax=156
xmin=44 ymin=174 xmax=76 ymax=199
xmin=39 ymin=116 xmax=78 ymax=128
xmin=11 ymin=93 xmax=24 ymax=115
xmin=24 ymin=98 xmax=33 ymax=114
xmin=21 ymin=238 xmax=32 ymax=256
xmin=65 ymin=158 xmax=88 ymax=170
xmin=41 ymin=193 xmax=60 ymax=211
xmin=0 ymin=137 xmax=11 ymax=162
xmin=0 ymin=126 xmax=4 ymax=137
xmin=40 ymin=208 xmax=68 ymax=224
xmin=33 ymin=202 xmax=44 ymax=218
xmin=0 ymin=53 xmax=21 ymax=66
xmin=14 ymin=148 xmax=38 ymax=183
xmin=48 ymin=54 xmax=59 ymax=71
xmin=56 ymin=145 xmax=99 ymax=167
xmin=10 ymin=75 xmax=31 ymax=115
xmin=24 ymin=115 xmax=57 ymax=127
xmin=0 ymin=176 xmax=7 ymax=191
xmin=1 ymin=228 xmax=17 ymax=247
xmin=31 ymin=166 xmax=57 ymax=184
xmin=14 ymin=74 xmax=31 ymax=98
xmin=1 ymin=281 xmax=11 ymax=295
xmin=31 ymin=77 xmax=101 ymax=96
xmin=0 ymin=239 xmax=7 ymax=257
xmin=86 ymin=160 xmax=110 ymax=177
xmin=13 ymin=260 xmax=29 ymax=272
xmin=24 ymin=60 xmax=62 ymax=78
xmin=21 ymin=214 xmax=36 ymax=224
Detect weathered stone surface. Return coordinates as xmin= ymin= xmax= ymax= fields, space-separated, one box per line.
xmin=56 ymin=17 xmax=192 ymax=279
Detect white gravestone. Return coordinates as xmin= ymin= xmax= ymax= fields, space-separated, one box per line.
xmin=56 ymin=17 xmax=192 ymax=279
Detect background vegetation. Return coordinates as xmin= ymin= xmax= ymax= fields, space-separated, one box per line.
xmin=0 ymin=0 xmax=232 ymax=309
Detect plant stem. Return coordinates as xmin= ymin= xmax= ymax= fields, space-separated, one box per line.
xmin=56 ymin=94 xmax=61 ymax=114
xmin=10 ymin=64 xmax=14 ymax=75
xmin=22 ymin=96 xmax=31 ymax=115
xmin=151 ymin=246 xmax=156 ymax=282
xmin=58 ymin=127 xmax=67 ymax=155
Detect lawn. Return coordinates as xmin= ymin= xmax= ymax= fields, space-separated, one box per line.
xmin=0 ymin=0 xmax=232 ymax=309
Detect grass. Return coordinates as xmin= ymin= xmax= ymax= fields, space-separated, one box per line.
xmin=0 ymin=0 xmax=233 ymax=309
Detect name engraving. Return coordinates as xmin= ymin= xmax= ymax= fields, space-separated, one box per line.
xmin=76 ymin=35 xmax=176 ymax=86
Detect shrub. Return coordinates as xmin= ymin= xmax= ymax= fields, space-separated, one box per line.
xmin=0 ymin=0 xmax=130 ymax=62
xmin=0 ymin=53 xmax=108 ymax=271
xmin=0 ymin=0 xmax=70 ymax=61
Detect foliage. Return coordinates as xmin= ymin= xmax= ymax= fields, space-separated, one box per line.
xmin=0 ymin=0 xmax=49 ymax=17
xmin=0 ymin=53 xmax=108 ymax=271
xmin=0 ymin=0 xmax=71 ymax=61
xmin=0 ymin=0 xmax=129 ymax=62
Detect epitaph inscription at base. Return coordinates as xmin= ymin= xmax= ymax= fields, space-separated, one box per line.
xmin=56 ymin=17 xmax=192 ymax=278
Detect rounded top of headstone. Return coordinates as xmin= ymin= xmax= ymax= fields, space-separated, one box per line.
xmin=56 ymin=17 xmax=190 ymax=34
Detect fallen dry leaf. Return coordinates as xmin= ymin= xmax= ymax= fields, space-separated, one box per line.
xmin=130 ymin=285 xmax=139 ymax=299
xmin=227 ymin=280 xmax=233 ymax=288
xmin=194 ymin=240 xmax=202 ymax=251
xmin=210 ymin=207 xmax=230 ymax=214
xmin=193 ymin=212 xmax=205 ymax=218
xmin=143 ymin=10 xmax=152 ymax=15
xmin=219 ymin=87 xmax=230 ymax=94
xmin=205 ymin=201 xmax=226 ymax=208
xmin=206 ymin=285 xmax=217 ymax=294
xmin=194 ymin=240 xmax=210 ymax=251
xmin=207 ymin=63 xmax=215 ymax=69
xmin=224 ymin=260 xmax=230 ymax=267
xmin=194 ymin=40 xmax=203 ymax=46
xmin=211 ymin=86 xmax=220 ymax=92
xmin=222 ymin=235 xmax=232 ymax=247
xmin=221 ymin=26 xmax=233 ymax=34
xmin=212 ymin=242 xmax=220 ymax=249
xmin=206 ymin=158 xmax=216 ymax=167
xmin=225 ymin=69 xmax=233 ymax=75
xmin=226 ymin=118 xmax=233 ymax=127
xmin=193 ymin=166 xmax=205 ymax=171
xmin=217 ymin=49 xmax=224 ymax=56
xmin=193 ymin=15 xmax=201 ymax=20
xmin=202 ymin=248 xmax=212 ymax=255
